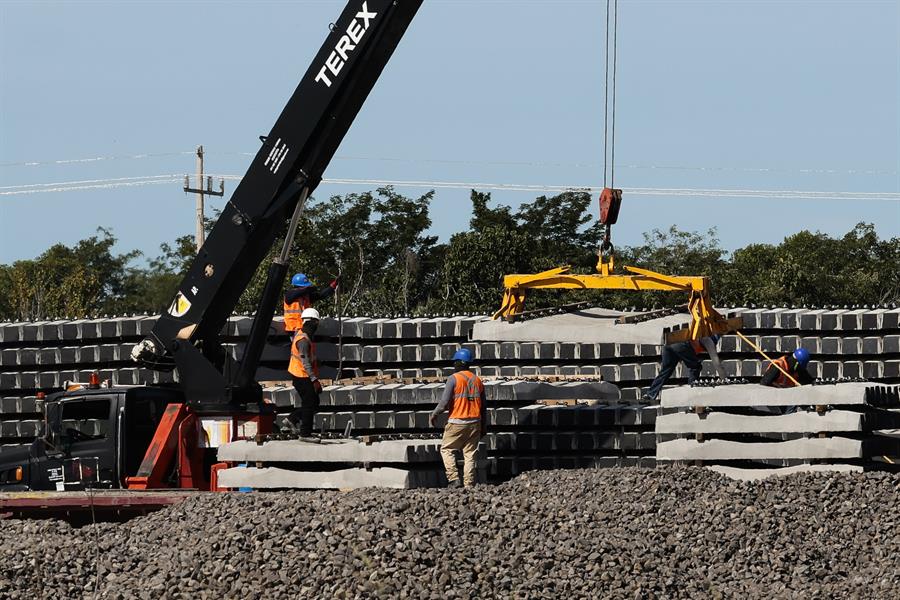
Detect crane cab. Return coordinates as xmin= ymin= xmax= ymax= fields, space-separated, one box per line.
xmin=0 ymin=386 xmax=179 ymax=491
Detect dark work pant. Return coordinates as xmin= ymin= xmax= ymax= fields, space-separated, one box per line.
xmin=289 ymin=378 xmax=320 ymax=436
xmin=645 ymin=342 xmax=702 ymax=400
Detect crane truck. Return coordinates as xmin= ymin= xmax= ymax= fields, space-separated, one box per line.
xmin=0 ymin=0 xmax=739 ymax=505
xmin=0 ymin=0 xmax=424 ymax=497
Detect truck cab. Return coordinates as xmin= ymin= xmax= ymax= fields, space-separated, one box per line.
xmin=0 ymin=386 xmax=180 ymax=491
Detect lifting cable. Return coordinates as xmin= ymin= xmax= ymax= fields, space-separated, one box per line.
xmin=610 ymin=0 xmax=618 ymax=189
xmin=602 ymin=0 xmax=619 ymax=189
xmin=602 ymin=1 xmax=610 ymax=189
xmin=599 ymin=0 xmax=619 ymax=257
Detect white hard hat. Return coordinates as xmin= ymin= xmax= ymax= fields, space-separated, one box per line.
xmin=301 ymin=307 xmax=321 ymax=321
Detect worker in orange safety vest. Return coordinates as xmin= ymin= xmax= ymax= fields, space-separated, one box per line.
xmin=761 ymin=348 xmax=813 ymax=388
xmin=429 ymin=348 xmax=486 ymax=488
xmin=285 ymin=307 xmax=323 ymax=437
xmin=283 ymin=273 xmax=337 ymax=333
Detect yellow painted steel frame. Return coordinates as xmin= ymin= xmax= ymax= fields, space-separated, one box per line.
xmin=493 ymin=264 xmax=739 ymax=341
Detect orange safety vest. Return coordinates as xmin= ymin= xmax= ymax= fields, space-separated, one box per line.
xmin=283 ymin=296 xmax=312 ymax=332
xmin=768 ymin=355 xmax=795 ymax=388
xmin=288 ymin=331 xmax=318 ymax=379
xmin=448 ymin=370 xmax=484 ymax=421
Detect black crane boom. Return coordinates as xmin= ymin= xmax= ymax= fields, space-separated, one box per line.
xmin=132 ymin=0 xmax=422 ymax=407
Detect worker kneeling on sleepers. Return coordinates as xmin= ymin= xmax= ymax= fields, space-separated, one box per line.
xmin=429 ymin=349 xmax=486 ymax=488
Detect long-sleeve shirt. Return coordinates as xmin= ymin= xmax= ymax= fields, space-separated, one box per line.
xmin=293 ymin=335 xmax=318 ymax=382
xmin=285 ymin=284 xmax=335 ymax=305
xmin=699 ymin=337 xmax=728 ymax=379
xmin=431 ymin=374 xmax=486 ymax=424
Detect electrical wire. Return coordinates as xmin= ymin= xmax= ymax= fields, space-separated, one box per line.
xmin=0 ymin=151 xmax=195 ymax=168
xmin=0 ymin=176 xmax=182 ymax=196
xmin=3 ymin=150 xmax=895 ymax=177
xmin=0 ymin=174 xmax=182 ymax=190
xmin=3 ymin=173 xmax=897 ymax=201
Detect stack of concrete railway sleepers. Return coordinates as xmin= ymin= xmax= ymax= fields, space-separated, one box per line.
xmin=0 ymin=306 xmax=898 ymax=472
xmin=214 ymin=437 xmax=447 ymax=490
xmin=664 ymin=306 xmax=900 ymax=385
xmin=263 ymin=378 xmax=656 ymax=481
xmin=655 ymin=382 xmax=900 ymax=480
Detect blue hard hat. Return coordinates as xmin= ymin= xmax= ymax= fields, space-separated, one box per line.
xmin=793 ymin=347 xmax=811 ymax=366
xmin=291 ymin=273 xmax=312 ymax=288
xmin=453 ymin=348 xmax=473 ymax=363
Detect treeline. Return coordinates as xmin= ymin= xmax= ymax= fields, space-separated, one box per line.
xmin=1 ymin=188 xmax=898 ymax=321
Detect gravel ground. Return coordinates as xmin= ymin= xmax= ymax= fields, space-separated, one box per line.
xmin=1 ymin=467 xmax=898 ymax=599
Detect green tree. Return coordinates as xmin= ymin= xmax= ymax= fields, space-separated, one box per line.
xmin=470 ymin=190 xmax=517 ymax=231
xmin=515 ymin=191 xmax=604 ymax=272
xmin=608 ymin=226 xmax=727 ymax=309
xmin=717 ymin=223 xmax=900 ymax=307
xmin=235 ymin=187 xmax=441 ymax=316
xmin=432 ymin=190 xmax=608 ymax=313
xmin=718 ymin=243 xmax=781 ymax=305
xmin=4 ymin=196 xmax=897 ymax=323
xmin=439 ymin=226 xmax=533 ymax=312
xmin=0 ymin=265 xmax=12 ymax=318
xmin=0 ymin=228 xmax=141 ymax=320
xmin=112 ymin=233 xmax=198 ymax=315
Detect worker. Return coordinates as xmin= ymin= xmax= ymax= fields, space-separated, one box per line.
xmin=642 ymin=335 xmax=727 ymax=402
xmin=285 ymin=308 xmax=323 ymax=437
xmin=760 ymin=348 xmax=814 ymax=388
xmin=428 ymin=348 xmax=486 ymax=488
xmin=283 ymin=273 xmax=337 ymax=333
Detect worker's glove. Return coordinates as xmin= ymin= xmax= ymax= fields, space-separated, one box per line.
xmin=312 ymin=379 xmax=323 ymax=393
xmin=329 ymin=277 xmax=340 ymax=289
xmin=428 ymin=414 xmax=437 ymax=428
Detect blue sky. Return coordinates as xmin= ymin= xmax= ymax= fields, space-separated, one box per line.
xmin=1 ymin=0 xmax=898 ymax=265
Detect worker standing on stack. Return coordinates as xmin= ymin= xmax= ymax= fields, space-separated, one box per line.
xmin=642 ymin=335 xmax=727 ymax=402
xmin=283 ymin=273 xmax=338 ymax=333
xmin=285 ymin=308 xmax=323 ymax=437
xmin=429 ymin=349 xmax=486 ymax=488
xmin=760 ymin=348 xmax=814 ymax=388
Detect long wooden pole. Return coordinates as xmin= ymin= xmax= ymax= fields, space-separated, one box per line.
xmin=195 ymin=145 xmax=205 ymax=250
xmin=734 ymin=330 xmax=801 ymax=387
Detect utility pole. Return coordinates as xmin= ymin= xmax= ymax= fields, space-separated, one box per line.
xmin=183 ymin=145 xmax=225 ymax=252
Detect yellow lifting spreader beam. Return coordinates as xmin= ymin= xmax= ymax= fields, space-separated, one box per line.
xmin=493 ymin=259 xmax=742 ymax=343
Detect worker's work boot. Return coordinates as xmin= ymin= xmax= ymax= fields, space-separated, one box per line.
xmin=280 ymin=419 xmax=301 ymax=436
xmin=447 ymin=479 xmax=462 ymax=489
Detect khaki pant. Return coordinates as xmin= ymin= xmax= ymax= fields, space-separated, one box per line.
xmin=440 ymin=422 xmax=482 ymax=487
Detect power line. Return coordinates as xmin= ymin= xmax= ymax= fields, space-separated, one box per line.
xmin=0 ymin=151 xmax=195 ymax=168
xmin=318 ymin=178 xmax=900 ymax=201
xmin=2 ymin=150 xmax=896 ymax=177
xmin=2 ymin=173 xmax=898 ymax=202
xmin=0 ymin=174 xmax=182 ymax=190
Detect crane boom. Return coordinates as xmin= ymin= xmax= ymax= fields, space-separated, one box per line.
xmin=132 ymin=1 xmax=423 ymax=407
